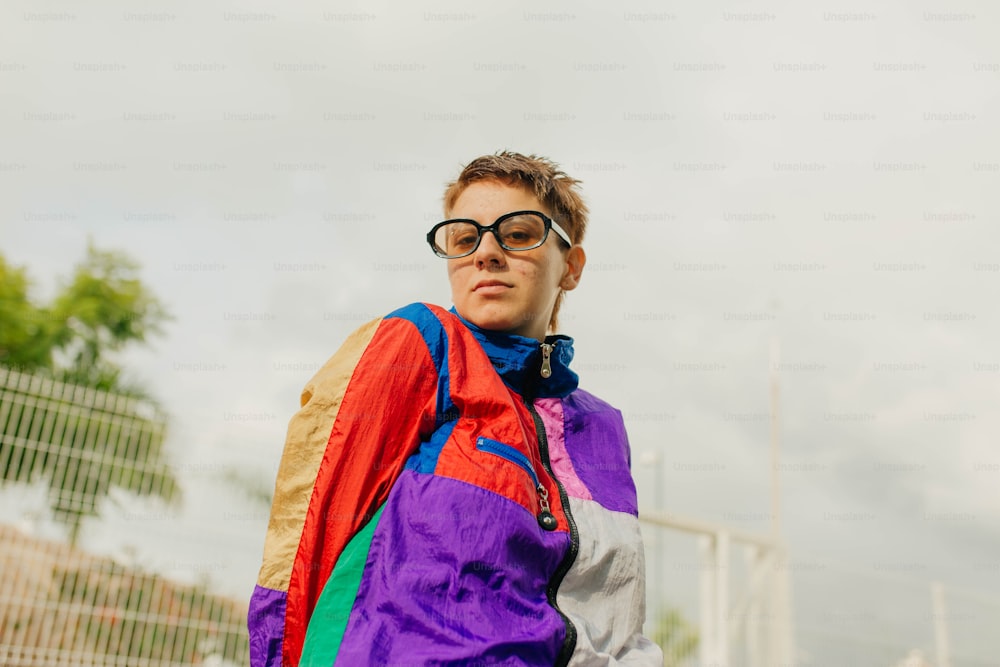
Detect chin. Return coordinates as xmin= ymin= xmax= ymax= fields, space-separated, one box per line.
xmin=470 ymin=314 xmax=518 ymax=333
xmin=458 ymin=305 xmax=520 ymax=333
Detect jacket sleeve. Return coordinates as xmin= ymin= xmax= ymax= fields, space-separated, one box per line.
xmin=248 ymin=311 xmax=441 ymax=666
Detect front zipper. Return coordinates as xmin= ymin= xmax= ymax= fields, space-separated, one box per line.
xmin=526 ymin=399 xmax=579 ymax=667
xmin=539 ymin=343 xmax=553 ymax=378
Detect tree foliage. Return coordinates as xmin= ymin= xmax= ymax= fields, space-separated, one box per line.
xmin=652 ymin=607 xmax=700 ymax=667
xmin=0 ymin=244 xmax=176 ymax=544
xmin=1 ymin=243 xmax=169 ymax=393
xmin=0 ymin=255 xmax=54 ymax=371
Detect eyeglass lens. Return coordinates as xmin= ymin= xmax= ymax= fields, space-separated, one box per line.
xmin=433 ymin=213 xmax=547 ymax=257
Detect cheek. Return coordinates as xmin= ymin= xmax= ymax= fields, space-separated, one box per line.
xmin=447 ymin=262 xmax=470 ymax=299
xmin=539 ymin=252 xmax=568 ymax=288
xmin=518 ymin=262 xmax=562 ymax=301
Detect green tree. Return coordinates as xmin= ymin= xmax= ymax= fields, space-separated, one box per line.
xmin=0 ymin=244 xmax=178 ymax=545
xmin=0 ymin=255 xmax=58 ymax=371
xmin=56 ymin=243 xmax=170 ymax=393
xmin=652 ymin=607 xmax=699 ymax=667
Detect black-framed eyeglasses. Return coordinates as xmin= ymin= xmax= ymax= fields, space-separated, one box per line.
xmin=427 ymin=210 xmax=572 ymax=259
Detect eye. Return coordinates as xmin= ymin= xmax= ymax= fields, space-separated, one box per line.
xmin=499 ymin=217 xmax=544 ymax=247
xmin=453 ymin=233 xmax=477 ymax=248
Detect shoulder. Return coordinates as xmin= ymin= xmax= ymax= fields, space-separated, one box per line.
xmin=300 ymin=303 xmax=450 ymax=405
xmin=561 ymin=388 xmax=629 ymax=446
xmin=378 ymin=302 xmax=474 ymax=356
xmin=563 ymin=387 xmax=622 ymax=417
xmin=561 ymin=387 xmax=631 ymax=451
xmin=384 ymin=301 xmax=447 ymax=325
xmin=383 ymin=302 xmax=462 ymax=335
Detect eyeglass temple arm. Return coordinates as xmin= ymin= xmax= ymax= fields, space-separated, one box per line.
xmin=550 ymin=219 xmax=573 ymax=246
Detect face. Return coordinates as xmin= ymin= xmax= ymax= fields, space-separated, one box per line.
xmin=445 ymin=180 xmax=585 ymax=341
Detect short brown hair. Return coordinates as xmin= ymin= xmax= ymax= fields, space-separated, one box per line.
xmin=443 ymin=151 xmax=588 ymax=333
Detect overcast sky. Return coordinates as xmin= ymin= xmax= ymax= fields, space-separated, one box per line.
xmin=2 ymin=0 xmax=998 ymax=657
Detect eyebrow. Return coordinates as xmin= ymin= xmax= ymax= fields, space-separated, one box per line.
xmin=446 ymin=211 xmax=546 ymax=224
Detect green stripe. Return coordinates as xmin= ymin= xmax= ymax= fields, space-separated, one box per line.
xmin=300 ymin=504 xmax=385 ymax=665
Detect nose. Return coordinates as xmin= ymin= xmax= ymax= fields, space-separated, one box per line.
xmin=473 ymin=228 xmax=507 ymax=267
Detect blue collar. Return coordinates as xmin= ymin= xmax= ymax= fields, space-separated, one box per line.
xmin=449 ymin=307 xmax=579 ymax=399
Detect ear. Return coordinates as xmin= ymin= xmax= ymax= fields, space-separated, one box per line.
xmin=560 ymin=246 xmax=586 ymax=291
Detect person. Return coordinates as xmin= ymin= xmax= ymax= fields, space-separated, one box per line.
xmin=248 ymin=151 xmax=663 ymax=666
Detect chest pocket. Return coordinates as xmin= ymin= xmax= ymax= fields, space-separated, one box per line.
xmin=475 ymin=436 xmax=540 ymax=486
xmin=475 ymin=436 xmax=558 ymax=531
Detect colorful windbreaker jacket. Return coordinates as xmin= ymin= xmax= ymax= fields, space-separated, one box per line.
xmin=249 ymin=303 xmax=663 ymax=666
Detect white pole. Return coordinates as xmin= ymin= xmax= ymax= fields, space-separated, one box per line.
xmin=932 ymin=581 xmax=951 ymax=667
xmin=639 ymin=450 xmax=664 ymax=621
xmin=769 ymin=330 xmax=796 ymax=666
xmin=716 ymin=530 xmax=730 ymax=667
xmin=699 ymin=534 xmax=715 ymax=667
xmin=769 ymin=336 xmax=782 ymax=541
xmin=744 ymin=546 xmax=761 ymax=667
xmin=657 ymin=454 xmax=665 ymax=622
xmin=771 ymin=547 xmax=797 ymax=667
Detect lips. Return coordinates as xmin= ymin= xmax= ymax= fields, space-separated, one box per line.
xmin=474 ymin=280 xmax=512 ymax=294
xmin=472 ymin=280 xmax=513 ymax=298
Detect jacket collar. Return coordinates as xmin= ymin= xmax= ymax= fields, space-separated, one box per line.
xmin=449 ymin=307 xmax=578 ymax=399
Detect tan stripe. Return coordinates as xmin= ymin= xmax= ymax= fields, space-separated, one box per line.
xmin=256 ymin=317 xmax=382 ymax=591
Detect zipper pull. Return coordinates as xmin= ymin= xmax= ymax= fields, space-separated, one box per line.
xmin=537 ymin=484 xmax=557 ymax=531
xmin=539 ymin=343 xmax=553 ymax=379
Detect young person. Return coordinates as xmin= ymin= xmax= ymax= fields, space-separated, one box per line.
xmin=249 ymin=152 xmax=662 ymax=666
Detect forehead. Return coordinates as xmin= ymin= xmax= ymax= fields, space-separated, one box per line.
xmin=447 ymin=180 xmax=546 ymax=219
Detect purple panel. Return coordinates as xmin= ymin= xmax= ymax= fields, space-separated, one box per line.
xmin=335 ymin=469 xmax=570 ymax=666
xmin=248 ymin=584 xmax=287 ymax=667
xmin=561 ymin=389 xmax=639 ymax=516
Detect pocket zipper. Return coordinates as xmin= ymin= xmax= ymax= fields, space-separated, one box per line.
xmin=475 ymin=436 xmax=557 ymax=531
